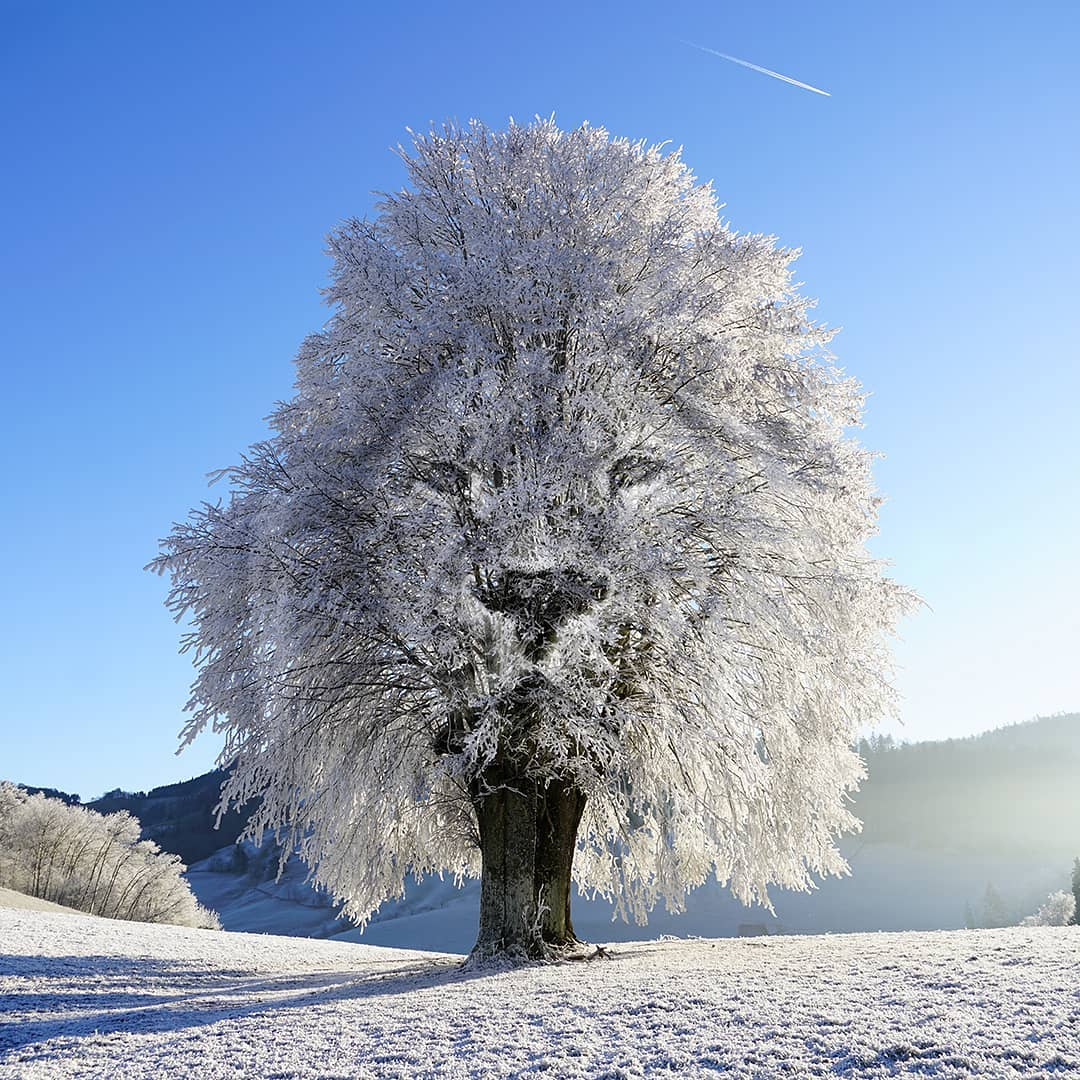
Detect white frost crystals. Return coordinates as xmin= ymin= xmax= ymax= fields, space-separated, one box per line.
xmin=0 ymin=785 xmax=219 ymax=929
xmin=150 ymin=118 xmax=914 ymax=935
xmin=1021 ymin=890 xmax=1076 ymax=927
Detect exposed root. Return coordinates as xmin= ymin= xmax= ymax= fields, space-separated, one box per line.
xmin=461 ymin=945 xmax=536 ymax=973
xmin=462 ymin=937 xmax=613 ymax=971
xmin=563 ymin=943 xmax=614 ymax=961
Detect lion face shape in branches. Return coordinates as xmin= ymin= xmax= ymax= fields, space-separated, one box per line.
xmin=154 ymin=121 xmax=909 ymax=932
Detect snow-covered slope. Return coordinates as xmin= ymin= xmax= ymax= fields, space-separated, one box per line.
xmin=0 ymin=888 xmax=79 ymax=916
xmin=187 ymin=839 xmax=1069 ymax=953
xmin=174 ymin=714 xmax=1080 ymax=947
xmin=2 ymin=907 xmax=1078 ymax=1078
xmin=185 ymin=842 xmax=353 ymax=938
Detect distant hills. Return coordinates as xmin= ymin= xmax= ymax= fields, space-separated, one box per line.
xmin=12 ymin=712 xmax=1079 ymax=946
xmin=18 ymin=770 xmax=254 ymax=865
xmin=855 ymin=712 xmax=1080 ymax=857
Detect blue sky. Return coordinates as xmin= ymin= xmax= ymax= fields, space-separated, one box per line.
xmin=2 ymin=1 xmax=1077 ymax=798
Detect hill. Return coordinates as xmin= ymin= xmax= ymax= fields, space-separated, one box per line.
xmin=2 ymin=905 xmax=1077 ymax=1077
xmin=11 ymin=714 xmax=1080 ymax=945
xmin=856 ymin=713 xmax=1080 ymax=856
xmin=14 ymin=771 xmax=254 ymax=866
xmin=0 ymin=887 xmax=80 ymax=916
xmin=86 ymin=771 xmax=255 ymax=864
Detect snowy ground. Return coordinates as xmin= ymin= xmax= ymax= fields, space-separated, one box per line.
xmin=2 ymin=908 xmax=1078 ymax=1078
xmin=0 ymin=889 xmax=79 ymax=916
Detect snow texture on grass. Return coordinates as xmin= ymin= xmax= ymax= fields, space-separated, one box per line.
xmin=0 ymin=889 xmax=79 ymax=916
xmin=2 ymin=908 xmax=1079 ymax=1077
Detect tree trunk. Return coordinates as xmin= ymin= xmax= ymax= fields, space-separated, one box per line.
xmin=472 ymin=774 xmax=541 ymax=958
xmin=470 ymin=767 xmax=586 ymax=961
xmin=535 ymin=776 xmax=586 ymax=946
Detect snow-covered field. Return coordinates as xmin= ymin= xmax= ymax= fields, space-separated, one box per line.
xmin=2 ymin=908 xmax=1079 ymax=1077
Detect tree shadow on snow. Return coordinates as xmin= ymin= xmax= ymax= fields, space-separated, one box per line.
xmin=0 ymin=952 xmax=486 ymax=1054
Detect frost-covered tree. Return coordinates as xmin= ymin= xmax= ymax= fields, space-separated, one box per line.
xmin=1071 ymin=858 xmax=1080 ymax=926
xmin=1020 ymin=890 xmax=1076 ymax=927
xmin=0 ymin=784 xmax=219 ymax=928
xmin=152 ymin=119 xmax=912 ymax=961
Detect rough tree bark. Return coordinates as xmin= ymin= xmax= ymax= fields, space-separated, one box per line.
xmin=470 ymin=764 xmax=587 ymax=961
xmin=534 ymin=776 xmax=587 ymax=945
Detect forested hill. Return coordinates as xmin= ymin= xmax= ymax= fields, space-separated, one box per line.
xmin=15 ymin=713 xmax=1079 ymax=866
xmin=853 ymin=713 xmax=1080 ymax=856
xmin=18 ymin=771 xmax=253 ymax=865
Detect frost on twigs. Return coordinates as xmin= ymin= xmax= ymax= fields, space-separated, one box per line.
xmin=150 ymin=118 xmax=914 ymax=958
xmin=463 ymin=884 xmax=612 ymax=968
xmin=1020 ymin=890 xmax=1076 ymax=927
xmin=463 ymin=940 xmax=614 ymax=971
xmin=0 ymin=784 xmax=220 ymax=929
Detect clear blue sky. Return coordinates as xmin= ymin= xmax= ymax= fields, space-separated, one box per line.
xmin=2 ymin=1 xmax=1077 ymax=798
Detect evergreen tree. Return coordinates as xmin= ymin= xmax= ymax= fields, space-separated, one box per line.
xmin=982 ymin=882 xmax=1010 ymax=929
xmin=1071 ymin=858 xmax=1080 ymax=926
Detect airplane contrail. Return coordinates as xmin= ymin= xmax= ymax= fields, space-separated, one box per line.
xmin=681 ymin=40 xmax=831 ymax=97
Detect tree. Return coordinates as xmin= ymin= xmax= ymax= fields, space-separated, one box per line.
xmin=151 ymin=119 xmax=912 ymax=961
xmin=963 ymin=901 xmax=976 ymax=930
xmin=0 ymin=784 xmax=219 ymax=928
xmin=981 ymin=882 xmax=1011 ymax=928
xmin=1072 ymin=858 xmax=1080 ymax=926
xmin=1020 ymin=889 xmax=1076 ymax=927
